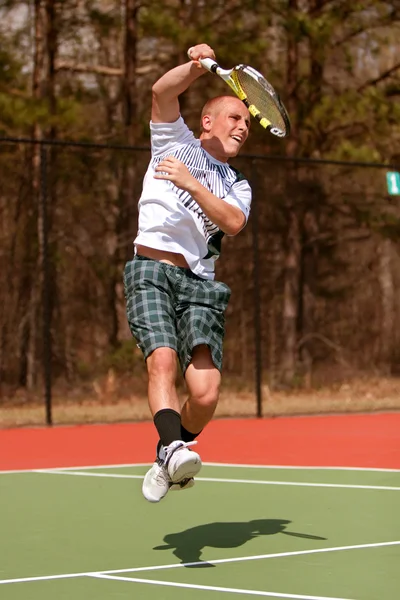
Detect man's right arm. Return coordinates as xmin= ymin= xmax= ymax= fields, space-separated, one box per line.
xmin=151 ymin=44 xmax=215 ymax=124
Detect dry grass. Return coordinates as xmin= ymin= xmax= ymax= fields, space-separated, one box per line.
xmin=1 ymin=372 xmax=399 ymax=428
xmin=217 ymin=376 xmax=400 ymax=418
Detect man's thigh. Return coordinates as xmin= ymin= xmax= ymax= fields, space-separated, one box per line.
xmin=176 ymin=277 xmax=231 ymax=373
xmin=123 ymin=257 xmax=178 ymax=359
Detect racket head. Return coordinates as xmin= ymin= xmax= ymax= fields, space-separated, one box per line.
xmin=231 ymin=65 xmax=291 ymax=138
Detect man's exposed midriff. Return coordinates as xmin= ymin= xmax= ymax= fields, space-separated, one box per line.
xmin=136 ymin=244 xmax=190 ymax=269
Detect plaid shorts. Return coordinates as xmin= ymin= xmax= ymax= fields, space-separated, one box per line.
xmin=123 ymin=256 xmax=231 ymax=373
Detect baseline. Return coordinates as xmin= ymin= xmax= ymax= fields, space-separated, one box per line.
xmin=30 ymin=469 xmax=400 ymax=491
xmin=0 ymin=463 xmax=399 ymax=475
xmin=1 ymin=540 xmax=399 ymax=585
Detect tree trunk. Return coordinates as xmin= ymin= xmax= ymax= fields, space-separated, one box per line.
xmin=281 ymin=210 xmax=301 ymax=384
xmin=107 ymin=0 xmax=139 ymax=349
xmin=377 ymin=238 xmax=394 ymax=371
xmin=280 ymin=0 xmax=301 ymax=385
xmin=25 ymin=0 xmax=46 ymax=390
xmin=280 ymin=0 xmax=327 ymax=386
xmin=43 ymin=0 xmax=57 ymax=368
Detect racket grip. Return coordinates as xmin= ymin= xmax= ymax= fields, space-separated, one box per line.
xmin=198 ymin=57 xmax=219 ymax=73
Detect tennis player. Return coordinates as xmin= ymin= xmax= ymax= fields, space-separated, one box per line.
xmin=124 ymin=43 xmax=252 ymax=502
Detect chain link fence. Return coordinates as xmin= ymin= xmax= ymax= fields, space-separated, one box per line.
xmin=1 ymin=137 xmax=399 ymax=425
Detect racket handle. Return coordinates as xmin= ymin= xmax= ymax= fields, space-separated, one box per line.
xmin=198 ymin=57 xmax=219 ymax=73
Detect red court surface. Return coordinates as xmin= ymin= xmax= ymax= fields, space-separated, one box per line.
xmin=1 ymin=412 xmax=399 ymax=470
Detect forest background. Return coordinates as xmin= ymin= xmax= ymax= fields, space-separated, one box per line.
xmin=0 ymin=0 xmax=400 ymax=427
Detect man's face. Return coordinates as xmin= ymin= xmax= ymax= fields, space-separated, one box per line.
xmin=201 ymin=98 xmax=250 ymax=162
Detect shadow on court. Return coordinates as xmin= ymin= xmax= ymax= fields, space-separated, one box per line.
xmin=153 ymin=519 xmax=327 ymax=567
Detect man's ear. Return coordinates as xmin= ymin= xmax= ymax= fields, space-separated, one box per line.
xmin=202 ymin=114 xmax=213 ymax=132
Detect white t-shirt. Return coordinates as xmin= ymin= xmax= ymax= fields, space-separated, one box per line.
xmin=134 ymin=116 xmax=252 ymax=280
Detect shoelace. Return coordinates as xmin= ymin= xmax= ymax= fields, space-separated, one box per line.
xmin=154 ymin=463 xmax=169 ymax=486
xmin=163 ymin=440 xmax=198 ymax=466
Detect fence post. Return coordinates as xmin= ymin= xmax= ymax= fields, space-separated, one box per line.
xmin=251 ymin=159 xmax=263 ymax=418
xmin=39 ymin=145 xmax=53 ymax=425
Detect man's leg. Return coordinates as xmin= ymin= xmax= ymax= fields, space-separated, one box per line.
xmin=181 ymin=344 xmax=221 ymax=438
xmin=124 ymin=258 xmax=200 ymax=501
xmin=143 ymin=346 xmax=202 ymax=502
xmin=162 ymin=344 xmax=219 ymax=493
xmin=146 ymin=346 xmax=182 ymax=445
xmin=175 ymin=276 xmax=229 ymax=489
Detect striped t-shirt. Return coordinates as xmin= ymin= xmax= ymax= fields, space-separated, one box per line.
xmin=134 ymin=116 xmax=252 ymax=280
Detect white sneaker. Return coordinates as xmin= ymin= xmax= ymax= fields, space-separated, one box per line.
xmin=142 ymin=459 xmax=170 ymax=503
xmin=157 ymin=446 xmax=195 ymax=491
xmin=164 ymin=440 xmax=202 ymax=483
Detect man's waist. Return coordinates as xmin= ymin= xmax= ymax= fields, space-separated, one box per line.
xmin=135 ymin=245 xmax=190 ymax=269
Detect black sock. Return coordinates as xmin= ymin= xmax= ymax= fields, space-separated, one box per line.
xmin=181 ymin=424 xmax=202 ymax=443
xmin=155 ymin=422 xmax=201 ymax=459
xmin=153 ymin=409 xmax=182 ymax=448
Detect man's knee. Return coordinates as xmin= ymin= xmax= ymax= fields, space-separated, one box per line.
xmin=187 ymin=370 xmax=221 ymax=409
xmin=186 ymin=344 xmax=221 ymax=408
xmin=147 ymin=347 xmax=178 ymax=380
xmin=190 ymin=379 xmax=220 ymax=409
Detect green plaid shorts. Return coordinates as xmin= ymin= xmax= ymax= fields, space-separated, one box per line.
xmin=123 ymin=256 xmax=231 ymax=373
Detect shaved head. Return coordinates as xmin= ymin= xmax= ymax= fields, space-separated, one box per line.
xmin=200 ymin=96 xmax=248 ymax=131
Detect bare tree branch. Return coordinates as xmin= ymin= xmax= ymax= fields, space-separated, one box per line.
xmin=358 ymin=62 xmax=400 ymax=93
xmin=55 ymin=61 xmax=155 ymax=76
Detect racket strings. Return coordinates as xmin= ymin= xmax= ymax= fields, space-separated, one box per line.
xmin=235 ymin=70 xmax=287 ymax=132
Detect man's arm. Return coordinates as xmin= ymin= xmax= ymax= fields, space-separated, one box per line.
xmin=154 ymin=156 xmax=247 ymax=236
xmin=151 ymin=44 xmax=215 ymax=123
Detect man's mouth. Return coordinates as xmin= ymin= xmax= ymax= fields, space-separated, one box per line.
xmin=231 ymin=135 xmax=242 ymax=143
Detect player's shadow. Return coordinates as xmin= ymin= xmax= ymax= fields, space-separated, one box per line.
xmin=153 ymin=519 xmax=326 ymax=568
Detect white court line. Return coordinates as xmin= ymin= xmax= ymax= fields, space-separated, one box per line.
xmin=34 ymin=470 xmax=144 ymax=480
xmin=0 ymin=463 xmax=150 ymax=475
xmin=0 ymin=462 xmax=399 ymax=474
xmin=1 ymin=540 xmax=399 ymax=585
xmin=91 ymin=572 xmax=354 ymax=600
xmin=31 ymin=469 xmax=400 ymax=491
xmin=205 ymin=463 xmax=400 ymax=473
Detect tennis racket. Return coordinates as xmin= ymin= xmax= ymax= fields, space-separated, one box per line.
xmin=188 ymin=52 xmax=290 ymax=138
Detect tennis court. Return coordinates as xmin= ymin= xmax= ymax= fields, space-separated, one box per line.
xmin=1 ymin=414 xmax=399 ymax=599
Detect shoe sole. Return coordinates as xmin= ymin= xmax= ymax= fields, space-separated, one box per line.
xmin=142 ymin=493 xmax=162 ymax=503
xmin=169 ymin=455 xmax=202 ymax=483
xmin=142 ymin=484 xmax=168 ymax=503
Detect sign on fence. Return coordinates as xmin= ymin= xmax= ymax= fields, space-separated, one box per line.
xmin=386 ymin=172 xmax=400 ymax=195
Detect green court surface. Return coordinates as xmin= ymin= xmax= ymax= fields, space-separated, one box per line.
xmin=1 ymin=464 xmax=399 ymax=599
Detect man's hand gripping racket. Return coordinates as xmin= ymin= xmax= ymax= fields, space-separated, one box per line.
xmin=188 ymin=47 xmax=290 ymax=138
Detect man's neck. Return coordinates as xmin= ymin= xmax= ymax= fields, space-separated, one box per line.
xmin=200 ymin=138 xmax=229 ymax=163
